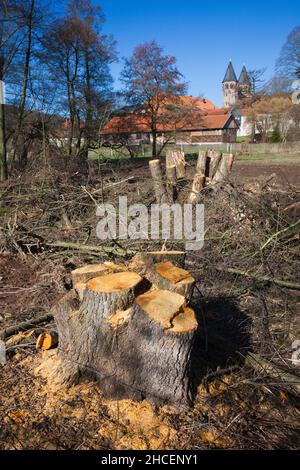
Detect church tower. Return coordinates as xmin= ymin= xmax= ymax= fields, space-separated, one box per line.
xmin=238 ymin=65 xmax=251 ymax=99
xmin=222 ymin=61 xmax=238 ymax=108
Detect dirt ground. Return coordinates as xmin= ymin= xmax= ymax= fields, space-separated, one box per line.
xmin=0 ymin=154 xmax=300 ymax=450
xmin=233 ymin=162 xmax=300 ymax=187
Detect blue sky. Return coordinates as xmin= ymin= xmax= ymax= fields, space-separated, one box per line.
xmin=56 ymin=0 xmax=300 ymax=107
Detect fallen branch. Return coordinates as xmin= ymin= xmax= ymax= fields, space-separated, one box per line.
xmin=260 ymin=219 xmax=300 ymax=252
xmin=245 ymin=352 xmax=300 ymax=395
xmin=46 ymin=240 xmax=136 ymax=257
xmin=0 ymin=313 xmax=54 ymax=341
xmin=221 ymin=267 xmax=300 ymax=290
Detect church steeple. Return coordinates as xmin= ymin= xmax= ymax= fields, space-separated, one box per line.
xmin=223 ymin=61 xmax=238 ymax=83
xmin=239 ymin=65 xmax=250 ymax=85
xmin=222 ymin=61 xmax=238 ymax=108
xmin=238 ymin=65 xmax=251 ymax=97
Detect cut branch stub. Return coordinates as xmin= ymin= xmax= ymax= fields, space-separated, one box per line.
xmin=149 ymin=159 xmax=168 ymax=204
xmin=154 ymin=261 xmax=195 ymax=297
xmin=122 ymin=289 xmax=198 ymax=405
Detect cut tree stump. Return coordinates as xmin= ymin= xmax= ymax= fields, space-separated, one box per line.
xmin=71 ymin=263 xmax=110 ymax=285
xmin=188 ymin=171 xmax=206 ymax=205
xmin=152 ymin=261 xmax=195 ymax=297
xmin=52 ymin=255 xmax=198 ymax=406
xmin=149 ymin=159 xmax=168 ymax=204
xmin=213 ymin=153 xmax=234 ymax=183
xmin=166 ymin=165 xmax=177 ymax=202
xmin=166 ymin=150 xmax=186 ymax=179
xmin=130 ymin=251 xmax=186 ymax=274
xmin=209 ymin=151 xmax=222 ymax=179
xmin=195 ymin=150 xmax=208 ymax=176
xmin=124 ymin=289 xmax=198 ymax=405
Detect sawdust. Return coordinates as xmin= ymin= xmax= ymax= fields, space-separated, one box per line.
xmin=31 ymin=350 xmax=177 ymax=450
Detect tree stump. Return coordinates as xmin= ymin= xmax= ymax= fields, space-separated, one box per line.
xmin=213 ymin=153 xmax=234 ymax=183
xmin=52 ymin=255 xmax=198 ymax=406
xmin=149 ymin=159 xmax=168 ymax=204
xmin=195 ymin=150 xmax=208 ymax=176
xmin=166 ymin=164 xmax=177 ymax=202
xmin=188 ymin=171 xmax=206 ymax=204
xmin=166 ymin=150 xmax=186 ymax=179
xmin=154 ymin=261 xmax=195 ymax=297
xmin=71 ymin=263 xmax=110 ymax=285
xmin=124 ymin=289 xmax=198 ymax=405
xmin=130 ymin=251 xmax=186 ymax=274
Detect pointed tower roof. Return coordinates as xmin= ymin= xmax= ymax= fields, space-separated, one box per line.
xmin=239 ymin=65 xmax=251 ymax=85
xmin=223 ymin=61 xmax=237 ymax=82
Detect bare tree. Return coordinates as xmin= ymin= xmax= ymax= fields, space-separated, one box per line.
xmin=40 ymin=0 xmax=116 ymax=161
xmin=248 ymin=67 xmax=267 ymax=94
xmin=276 ymin=26 xmax=300 ymax=81
xmin=120 ymin=41 xmax=187 ymax=158
xmin=0 ymin=0 xmax=23 ymax=179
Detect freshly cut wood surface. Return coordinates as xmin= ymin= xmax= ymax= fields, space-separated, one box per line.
xmin=131 ymin=251 xmax=186 ymax=271
xmin=87 ymin=272 xmax=142 ymax=293
xmin=136 ymin=289 xmax=186 ymax=329
xmin=170 ymin=307 xmax=198 ymax=334
xmin=36 ymin=331 xmax=58 ymax=351
xmin=71 ymin=263 xmax=109 ymax=285
xmin=155 ymin=261 xmax=191 ymax=284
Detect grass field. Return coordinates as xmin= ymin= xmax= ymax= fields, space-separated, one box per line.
xmin=235 ymin=152 xmax=300 ymax=164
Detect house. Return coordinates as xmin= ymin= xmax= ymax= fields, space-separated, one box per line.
xmin=100 ymin=95 xmax=239 ymax=145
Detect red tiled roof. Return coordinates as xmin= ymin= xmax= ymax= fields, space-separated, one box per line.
xmin=100 ymin=101 xmax=236 ymax=135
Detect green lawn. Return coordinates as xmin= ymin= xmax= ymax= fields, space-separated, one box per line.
xmin=235 ymin=152 xmax=300 ymax=165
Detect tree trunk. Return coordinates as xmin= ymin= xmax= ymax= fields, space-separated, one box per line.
xmin=152 ymin=128 xmax=157 ymax=158
xmin=0 ymin=96 xmax=7 ymax=181
xmin=53 ymin=257 xmax=198 ymax=406
xmin=14 ymin=0 xmax=35 ymax=168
